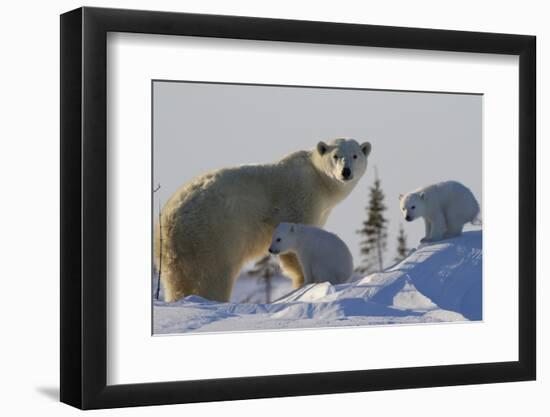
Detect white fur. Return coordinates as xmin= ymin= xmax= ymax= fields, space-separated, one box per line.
xmin=269 ymin=223 xmax=354 ymax=285
xmin=399 ymin=181 xmax=480 ymax=243
xmin=155 ymin=138 xmax=371 ymax=302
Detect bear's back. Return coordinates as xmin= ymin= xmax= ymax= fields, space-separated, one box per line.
xmin=298 ymin=225 xmax=351 ymax=259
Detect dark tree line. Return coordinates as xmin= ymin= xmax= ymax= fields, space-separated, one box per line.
xmin=247 ymin=254 xmax=281 ymax=303
xmin=356 ymin=168 xmax=408 ymax=274
xmin=395 ymin=224 xmax=409 ymax=263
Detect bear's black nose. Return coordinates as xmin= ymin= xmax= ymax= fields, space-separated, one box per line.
xmin=342 ymin=167 xmax=351 ymax=179
xmin=268 ymin=247 xmax=273 ymax=254
xmin=405 ymin=215 xmax=412 ymax=221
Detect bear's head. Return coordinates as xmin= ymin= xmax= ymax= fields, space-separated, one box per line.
xmin=313 ymin=138 xmax=372 ymax=184
xmin=399 ymin=192 xmax=426 ymax=222
xmin=268 ymin=222 xmax=298 ymax=255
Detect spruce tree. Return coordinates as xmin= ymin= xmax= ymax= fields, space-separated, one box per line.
xmin=356 ymin=169 xmax=388 ymax=274
xmin=395 ymin=223 xmax=409 ymax=262
xmin=248 ymin=255 xmax=281 ymax=303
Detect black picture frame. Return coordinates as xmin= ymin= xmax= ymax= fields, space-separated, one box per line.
xmin=60 ymin=6 xmax=536 ymax=410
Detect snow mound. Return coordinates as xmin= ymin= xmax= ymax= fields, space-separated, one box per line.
xmin=154 ymin=231 xmax=482 ymax=334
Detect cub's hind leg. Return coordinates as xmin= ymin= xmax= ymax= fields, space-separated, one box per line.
xmin=444 ymin=220 xmax=465 ymax=239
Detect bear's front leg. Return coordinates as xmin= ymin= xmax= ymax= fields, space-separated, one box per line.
xmin=301 ymin=261 xmax=315 ymax=285
xmin=420 ymin=219 xmax=432 ymax=243
xmin=279 ymin=253 xmax=305 ymax=288
xmin=425 ymin=212 xmax=446 ymax=242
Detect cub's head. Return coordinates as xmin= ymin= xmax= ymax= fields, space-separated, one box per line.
xmin=313 ymin=138 xmax=372 ymax=184
xmin=268 ymin=223 xmax=298 ymax=255
xmin=399 ymin=192 xmax=427 ymax=222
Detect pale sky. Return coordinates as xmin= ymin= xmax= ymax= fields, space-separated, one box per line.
xmin=153 ymin=81 xmax=482 ymax=270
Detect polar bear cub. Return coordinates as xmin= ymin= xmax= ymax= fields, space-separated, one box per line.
xmin=268 ymin=223 xmax=354 ymax=285
xmin=399 ymin=181 xmax=480 ymax=243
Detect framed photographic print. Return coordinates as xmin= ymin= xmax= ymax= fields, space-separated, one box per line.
xmin=60 ymin=6 xmax=536 ymax=409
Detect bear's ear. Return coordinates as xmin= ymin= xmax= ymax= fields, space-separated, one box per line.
xmin=399 ymin=193 xmax=404 ymax=201
xmin=419 ymin=192 xmax=425 ymax=200
xmin=317 ymin=141 xmax=329 ymax=155
xmin=360 ymin=141 xmax=372 ymax=157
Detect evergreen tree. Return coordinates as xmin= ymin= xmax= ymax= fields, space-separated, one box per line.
xmin=356 ymin=169 xmax=388 ymax=274
xmin=395 ymin=223 xmax=409 ymax=262
xmin=248 ymin=255 xmax=281 ymax=303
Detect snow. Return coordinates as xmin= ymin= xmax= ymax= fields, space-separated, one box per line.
xmin=153 ymin=231 xmax=482 ymax=334
xmin=230 ymin=274 xmax=293 ymax=304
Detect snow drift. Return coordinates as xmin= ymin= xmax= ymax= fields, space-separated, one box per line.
xmin=153 ymin=230 xmax=482 ymax=334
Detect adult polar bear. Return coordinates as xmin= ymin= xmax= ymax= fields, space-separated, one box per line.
xmin=155 ymin=138 xmax=372 ymax=302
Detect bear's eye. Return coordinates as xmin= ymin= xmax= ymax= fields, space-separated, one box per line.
xmin=353 ymin=154 xmax=357 ymax=159
xmin=276 ymin=238 xmax=281 ymax=242
xmin=411 ymin=206 xmax=416 ymax=210
xmin=333 ymin=154 xmax=339 ymax=160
